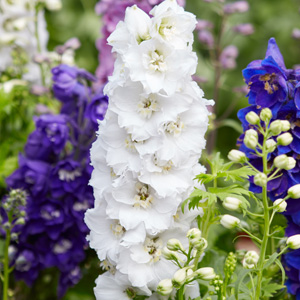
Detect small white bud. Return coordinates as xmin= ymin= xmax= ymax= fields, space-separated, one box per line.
xmin=260 ymin=108 xmax=272 ymax=123
xmin=187 ymin=228 xmax=202 ymax=240
xmin=167 ymin=239 xmax=184 ymax=252
xmin=277 ymin=132 xmax=293 ymax=146
xmin=274 ymin=154 xmax=289 ymax=170
xmin=245 ymin=111 xmax=260 ymax=125
xmin=162 ymin=247 xmax=181 ymax=261
xmin=220 ymin=215 xmax=240 ymax=229
xmin=228 ymin=150 xmax=247 ymax=163
xmin=265 ymin=139 xmax=277 ymax=153
xmin=194 ymin=267 xmax=216 ymax=280
xmin=244 ymin=129 xmax=258 ymax=149
xmin=157 ymin=279 xmax=173 ymax=296
xmin=273 ymin=199 xmax=287 ymax=212
xmin=243 ymin=251 xmax=259 ymax=269
xmin=192 ymin=237 xmax=208 ymax=251
xmin=286 ymin=157 xmax=296 ymax=170
xmin=172 ymin=269 xmax=187 ymax=288
xmin=280 ymin=120 xmax=291 ymax=132
xmin=288 ymin=184 xmax=300 ymax=199
xmin=223 ymin=197 xmax=242 ymax=212
xmin=0 ymin=33 xmax=17 ymax=45
xmin=270 ymin=120 xmax=283 ymax=136
xmin=287 ymin=234 xmax=300 ymax=249
xmin=45 ymin=0 xmax=62 ymax=10
xmin=253 ymin=172 xmax=267 ymax=187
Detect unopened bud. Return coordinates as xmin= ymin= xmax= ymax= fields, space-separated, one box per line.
xmin=172 ymin=269 xmax=187 ymax=288
xmin=260 ymin=108 xmax=272 ymax=123
xmin=223 ymin=197 xmax=242 ymax=212
xmin=228 ymin=150 xmax=247 ymax=163
xmin=280 ymin=120 xmax=291 ymax=132
xmin=243 ymin=251 xmax=259 ymax=269
xmin=253 ymin=172 xmax=267 ymax=187
xmin=277 ymin=132 xmax=293 ymax=146
xmin=167 ymin=239 xmax=184 ymax=252
xmin=287 ymin=157 xmax=296 ymax=170
xmin=187 ymin=228 xmax=202 ymax=240
xmin=287 ymin=234 xmax=300 ymax=249
xmin=193 ymin=237 xmax=208 ymax=251
xmin=224 ymin=1 xmax=249 ymax=14
xmin=288 ymin=184 xmax=300 ymax=199
xmin=265 ymin=139 xmax=277 ymax=153
xmin=162 ymin=247 xmax=181 ymax=261
xmin=220 ymin=215 xmax=240 ymax=229
xmin=245 ymin=111 xmax=260 ymax=125
xmin=270 ymin=120 xmax=282 ymax=136
xmin=157 ymin=279 xmax=173 ymax=296
xmin=273 ymin=199 xmax=287 ymax=212
xmin=274 ymin=154 xmax=289 ymax=170
xmin=194 ymin=267 xmax=216 ymax=280
xmin=244 ymin=129 xmax=258 ymax=149
xmin=15 ymin=217 xmax=25 ymax=225
xmin=232 ymin=23 xmax=254 ymax=36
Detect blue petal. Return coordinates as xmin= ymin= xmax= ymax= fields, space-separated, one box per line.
xmin=265 ymin=38 xmax=286 ymax=70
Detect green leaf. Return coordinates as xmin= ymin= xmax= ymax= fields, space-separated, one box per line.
xmin=234 ymin=269 xmax=252 ymax=300
xmin=261 ymin=282 xmax=286 ymax=297
xmin=218 ymin=119 xmax=243 ymax=134
xmin=263 ymin=252 xmax=279 ymax=270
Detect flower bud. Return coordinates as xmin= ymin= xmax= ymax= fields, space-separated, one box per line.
xmin=286 ymin=157 xmax=296 ymax=170
xmin=273 ymin=199 xmax=287 ymax=212
xmin=193 ymin=237 xmax=208 ymax=251
xmin=162 ymin=247 xmax=181 ymax=261
xmin=265 ymin=139 xmax=277 ymax=153
xmin=172 ymin=269 xmax=187 ymax=288
xmin=287 ymin=234 xmax=300 ymax=249
xmin=224 ymin=1 xmax=249 ymax=14
xmin=245 ymin=111 xmax=260 ymax=125
xmin=277 ymin=132 xmax=293 ymax=146
xmin=260 ymin=108 xmax=272 ymax=123
xmin=280 ymin=120 xmax=291 ymax=132
xmin=187 ymin=228 xmax=202 ymax=240
xmin=157 ymin=279 xmax=173 ymax=296
xmin=253 ymin=172 xmax=267 ymax=187
xmin=270 ymin=120 xmax=283 ymax=136
xmin=223 ymin=197 xmax=242 ymax=212
xmin=167 ymin=239 xmax=184 ymax=252
xmin=15 ymin=217 xmax=25 ymax=225
xmin=228 ymin=150 xmax=247 ymax=163
xmin=194 ymin=267 xmax=216 ymax=280
xmin=244 ymin=129 xmax=258 ymax=149
xmin=198 ymin=30 xmax=214 ymax=48
xmin=274 ymin=154 xmax=289 ymax=169
xmin=45 ymin=0 xmax=62 ymax=11
xmin=288 ymin=184 xmax=300 ymax=199
xmin=243 ymin=251 xmax=259 ymax=269
xmin=220 ymin=215 xmax=240 ymax=229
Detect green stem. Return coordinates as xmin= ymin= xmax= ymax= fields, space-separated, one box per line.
xmin=2 ymin=214 xmax=12 ymax=300
xmin=255 ymin=133 xmax=270 ymax=300
xmin=34 ymin=6 xmax=46 ymax=86
xmin=178 ymin=286 xmax=184 ymax=300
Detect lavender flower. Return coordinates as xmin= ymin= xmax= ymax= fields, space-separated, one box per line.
xmin=232 ymin=23 xmax=254 ymax=36
xmin=224 ymin=1 xmax=249 ymax=14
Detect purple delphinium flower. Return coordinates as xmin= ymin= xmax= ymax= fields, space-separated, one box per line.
xmin=5 ymin=64 xmax=107 ymax=298
xmin=237 ymin=38 xmax=300 ymax=299
xmin=242 ymin=38 xmax=294 ymax=116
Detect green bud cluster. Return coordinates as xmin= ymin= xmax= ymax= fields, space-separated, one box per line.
xmin=224 ymin=252 xmax=237 ymax=278
xmin=209 ymin=275 xmax=224 ymax=296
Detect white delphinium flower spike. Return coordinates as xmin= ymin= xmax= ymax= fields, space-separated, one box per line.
xmin=85 ymin=0 xmax=212 ymax=298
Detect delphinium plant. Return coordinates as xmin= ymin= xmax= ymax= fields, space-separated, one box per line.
xmin=2 ymin=64 xmax=108 ymax=299
xmin=85 ymin=0 xmax=212 ymax=299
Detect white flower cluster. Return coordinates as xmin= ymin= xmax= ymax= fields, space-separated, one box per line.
xmin=85 ymin=0 xmax=213 ymax=299
xmin=0 ymin=0 xmax=49 ymax=82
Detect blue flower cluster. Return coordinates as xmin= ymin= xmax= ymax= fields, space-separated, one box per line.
xmin=5 ymin=65 xmax=108 ymax=298
xmin=237 ymin=38 xmax=300 ymax=299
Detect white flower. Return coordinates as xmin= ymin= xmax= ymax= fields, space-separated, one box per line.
xmin=150 ymin=0 xmax=196 ymax=49
xmin=44 ymin=0 xmax=62 ymax=11
xmin=123 ymin=38 xmax=197 ymax=95
xmin=94 ymin=272 xmax=151 ymax=300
